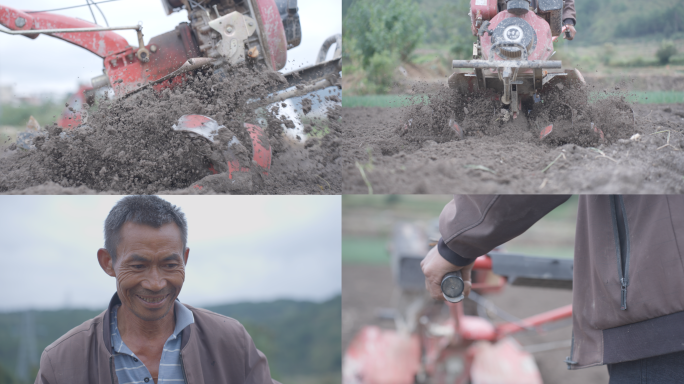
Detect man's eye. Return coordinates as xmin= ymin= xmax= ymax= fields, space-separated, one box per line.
xmin=131 ymin=265 xmax=145 ymax=269
xmin=166 ymin=264 xmax=179 ymax=268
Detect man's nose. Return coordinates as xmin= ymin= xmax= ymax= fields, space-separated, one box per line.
xmin=142 ymin=266 xmax=167 ymax=292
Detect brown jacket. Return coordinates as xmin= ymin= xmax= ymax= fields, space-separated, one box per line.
xmin=34 ymin=293 xmax=279 ymax=384
xmin=438 ymin=195 xmax=684 ymax=369
xmin=498 ymin=0 xmax=576 ymax=24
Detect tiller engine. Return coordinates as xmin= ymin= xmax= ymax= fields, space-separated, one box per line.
xmin=0 ymin=0 xmax=341 ymax=180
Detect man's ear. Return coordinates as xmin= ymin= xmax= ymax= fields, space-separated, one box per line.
xmin=97 ymin=248 xmax=116 ymax=277
xmin=183 ymin=247 xmax=190 ymax=266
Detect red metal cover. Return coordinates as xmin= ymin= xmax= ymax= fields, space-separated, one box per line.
xmin=58 ymin=84 xmax=93 ymax=128
xmin=343 ymin=326 xmax=420 ymax=384
xmin=470 ymin=0 xmax=497 ymax=35
xmin=539 ymin=124 xmax=553 ymax=139
xmin=471 ymin=0 xmax=498 ymax=21
xmin=226 ymin=123 xmax=272 ymax=179
xmin=0 ymin=5 xmax=130 ymax=57
xmin=469 ymin=338 xmax=543 ymax=384
xmin=244 ymin=123 xmax=272 ymax=174
xmin=480 ymin=11 xmax=554 ymax=62
xmin=252 ymin=0 xmax=288 ymax=70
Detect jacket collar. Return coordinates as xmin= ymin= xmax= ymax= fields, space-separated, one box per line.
xmin=102 ymin=293 xmax=194 ymax=354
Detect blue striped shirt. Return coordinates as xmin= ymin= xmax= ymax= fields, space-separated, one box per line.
xmin=110 ymin=301 xmax=194 ymax=384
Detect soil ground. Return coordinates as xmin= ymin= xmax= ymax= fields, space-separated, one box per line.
xmin=0 ymin=65 xmax=342 ymax=195
xmin=341 ymin=97 xmax=684 ymax=193
xmin=342 ymin=263 xmax=610 ymax=384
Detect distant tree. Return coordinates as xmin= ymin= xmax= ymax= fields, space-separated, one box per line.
xmin=0 ymin=362 xmax=20 ymax=384
xmin=342 ymin=0 xmax=355 ymax=19
xmin=656 ymin=41 xmax=678 ymax=64
xmin=416 ymin=0 xmax=473 ymax=58
xmin=344 ymin=0 xmax=424 ymax=66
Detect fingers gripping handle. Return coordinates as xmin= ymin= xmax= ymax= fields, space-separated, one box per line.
xmin=441 ymin=271 xmax=465 ymax=303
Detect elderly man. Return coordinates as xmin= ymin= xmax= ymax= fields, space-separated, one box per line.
xmin=422 ymin=195 xmax=684 ymax=383
xmin=35 ymin=195 xmax=277 ymax=384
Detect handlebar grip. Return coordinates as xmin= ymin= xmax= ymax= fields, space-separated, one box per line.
xmin=564 ymin=27 xmax=571 ymax=39
xmin=441 ymin=271 xmax=465 ymax=303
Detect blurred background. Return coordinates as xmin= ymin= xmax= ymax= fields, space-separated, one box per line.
xmin=0 ymin=0 xmax=342 ymax=146
xmin=0 ymin=195 xmax=341 ymax=384
xmin=342 ymin=195 xmax=611 ymax=384
xmin=341 ymin=0 xmax=684 ymax=106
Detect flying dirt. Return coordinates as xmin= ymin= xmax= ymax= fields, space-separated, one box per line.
xmin=340 ymin=86 xmax=684 ymax=194
xmin=0 ymin=65 xmax=342 ymax=195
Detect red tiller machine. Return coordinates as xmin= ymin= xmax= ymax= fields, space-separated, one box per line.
xmin=343 ymin=221 xmax=575 ymax=384
xmin=446 ymin=0 xmax=608 ymax=141
xmin=1 ymin=0 xmax=341 ymax=180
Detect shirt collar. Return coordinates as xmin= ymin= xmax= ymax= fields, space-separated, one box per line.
xmin=111 ymin=299 xmax=195 ymax=346
xmin=172 ymin=300 xmax=194 ymax=338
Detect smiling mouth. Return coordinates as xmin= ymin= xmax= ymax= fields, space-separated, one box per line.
xmin=136 ymin=294 xmax=169 ymax=304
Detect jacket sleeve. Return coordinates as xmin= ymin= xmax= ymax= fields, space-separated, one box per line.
xmin=563 ymin=0 xmax=576 ymax=25
xmin=34 ymin=350 xmax=55 ymax=384
xmin=438 ymin=195 xmax=571 ymax=266
xmin=242 ymin=325 xmax=280 ymax=384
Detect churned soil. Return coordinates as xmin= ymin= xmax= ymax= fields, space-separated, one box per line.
xmin=0 ymin=64 xmax=341 ymax=195
xmin=341 ymin=86 xmax=684 ymax=193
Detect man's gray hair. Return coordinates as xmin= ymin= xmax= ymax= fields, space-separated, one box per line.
xmin=104 ymin=196 xmax=188 ymax=261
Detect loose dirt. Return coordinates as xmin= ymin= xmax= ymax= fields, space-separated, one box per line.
xmin=343 ymin=263 xmax=609 ymax=384
xmin=342 ymin=85 xmax=684 ymax=193
xmin=0 ymin=64 xmax=341 ymax=195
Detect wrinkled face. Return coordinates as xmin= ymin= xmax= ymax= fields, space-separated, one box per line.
xmin=109 ymin=222 xmax=188 ymax=322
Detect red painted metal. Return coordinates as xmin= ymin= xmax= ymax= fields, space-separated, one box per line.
xmin=460 ymin=314 xmax=497 ymax=341
xmin=104 ymin=26 xmax=200 ymax=97
xmin=171 ymin=115 xmax=271 ymax=179
xmin=0 ymin=5 xmax=130 ymax=57
xmin=225 ymin=123 xmax=272 ymax=179
xmin=471 ymin=0 xmax=498 ymax=21
xmin=473 ymin=255 xmax=493 ymax=270
xmin=178 ymin=114 xmax=213 ymax=128
xmin=344 ymin=250 xmax=575 ymax=384
xmin=481 ymin=11 xmax=554 ymax=62
xmin=226 ymin=160 xmax=245 ymax=178
xmin=58 ymin=84 xmax=93 ymax=129
xmin=496 ymin=304 xmax=573 ymax=337
xmin=0 ymin=5 xmax=200 ymax=97
xmin=470 ymin=0 xmax=498 ymax=35
xmin=469 ymin=338 xmax=543 ymax=384
xmin=0 ymin=6 xmax=36 ymax=36
xmin=343 ymin=326 xmax=421 ymax=384
xmin=539 ymin=124 xmax=553 ymax=139
xmin=245 ymin=123 xmax=272 ymax=174
xmin=252 ymin=0 xmax=288 ymax=70
xmin=591 ymin=122 xmax=605 ymax=141
xmin=450 ymin=120 xmax=464 ymax=139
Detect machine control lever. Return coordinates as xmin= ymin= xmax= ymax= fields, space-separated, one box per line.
xmin=441 ymin=271 xmax=465 ymax=303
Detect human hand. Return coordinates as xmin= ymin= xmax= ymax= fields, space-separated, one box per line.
xmin=420 ymin=245 xmax=474 ymax=301
xmin=563 ymin=24 xmax=576 ymax=40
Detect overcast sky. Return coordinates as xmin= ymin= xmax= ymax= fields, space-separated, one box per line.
xmin=0 ymin=0 xmax=341 ymax=96
xmin=0 ymin=195 xmax=341 ymax=312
